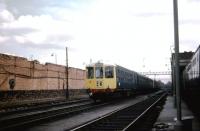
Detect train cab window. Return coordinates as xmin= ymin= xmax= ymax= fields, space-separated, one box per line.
xmin=95 ymin=67 xmax=103 ymax=78
xmin=87 ymin=67 xmax=94 ymax=79
xmin=105 ymin=66 xmax=114 ymax=78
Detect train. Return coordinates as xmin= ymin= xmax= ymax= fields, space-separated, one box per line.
xmin=85 ymin=62 xmax=161 ymax=101
xmin=183 ymin=45 xmax=200 ymax=89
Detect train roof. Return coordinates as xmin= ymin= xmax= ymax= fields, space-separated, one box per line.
xmin=86 ymin=62 xmax=141 ymax=74
xmin=115 ymin=64 xmax=137 ymax=73
xmin=86 ymin=62 xmax=114 ymax=67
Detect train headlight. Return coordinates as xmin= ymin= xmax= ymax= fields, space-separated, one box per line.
xmin=89 ymin=92 xmax=93 ymax=96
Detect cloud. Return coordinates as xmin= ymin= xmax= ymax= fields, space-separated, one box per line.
xmin=0 ymin=36 xmax=64 ymax=49
xmin=187 ymin=0 xmax=200 ymax=3
xmin=3 ymin=0 xmax=91 ymax=18
xmin=179 ymin=40 xmax=200 ymax=52
xmin=132 ymin=12 xmax=169 ymax=17
xmin=179 ymin=0 xmax=200 ymax=21
xmin=0 ymin=26 xmax=37 ymax=35
xmin=0 ymin=9 xmax=14 ymax=23
xmin=0 ymin=38 xmax=30 ymax=55
xmin=0 ymin=11 xmax=73 ymax=51
xmin=180 ymin=19 xmax=200 ymax=25
xmin=0 ymin=0 xmax=199 ymax=80
xmin=22 ymin=43 xmax=64 ymax=50
xmin=3 ymin=0 xmax=55 ymax=17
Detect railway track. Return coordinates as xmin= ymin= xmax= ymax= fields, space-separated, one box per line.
xmin=0 ymin=99 xmax=109 ymax=131
xmin=0 ymin=98 xmax=91 ymax=117
xmin=70 ymin=92 xmax=166 ymax=131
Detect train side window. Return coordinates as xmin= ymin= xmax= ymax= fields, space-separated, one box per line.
xmin=86 ymin=67 xmax=94 ymax=79
xmin=105 ymin=66 xmax=114 ymax=78
xmin=95 ymin=67 xmax=103 ymax=78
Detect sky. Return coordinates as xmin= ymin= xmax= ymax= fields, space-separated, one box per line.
xmin=0 ymin=0 xmax=200 ymax=83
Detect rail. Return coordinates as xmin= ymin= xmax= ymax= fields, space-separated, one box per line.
xmin=0 ymin=100 xmax=110 ymax=131
xmin=70 ymin=92 xmax=166 ymax=131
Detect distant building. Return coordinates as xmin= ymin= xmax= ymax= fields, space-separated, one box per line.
xmin=171 ymin=51 xmax=194 ymax=93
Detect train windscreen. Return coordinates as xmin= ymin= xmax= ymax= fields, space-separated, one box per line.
xmin=105 ymin=66 xmax=114 ymax=78
xmin=95 ymin=67 xmax=103 ymax=78
xmin=87 ymin=67 xmax=94 ymax=79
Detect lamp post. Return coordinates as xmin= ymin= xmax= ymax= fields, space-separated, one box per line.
xmin=142 ymin=58 xmax=146 ymax=69
xmin=153 ymin=74 xmax=156 ymax=88
xmin=51 ymin=53 xmax=57 ymax=64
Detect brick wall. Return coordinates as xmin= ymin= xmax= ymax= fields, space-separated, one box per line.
xmin=0 ymin=53 xmax=86 ymax=91
xmin=0 ymin=53 xmax=88 ymax=102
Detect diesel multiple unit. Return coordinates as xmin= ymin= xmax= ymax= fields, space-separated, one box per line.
xmin=85 ymin=62 xmax=159 ymax=100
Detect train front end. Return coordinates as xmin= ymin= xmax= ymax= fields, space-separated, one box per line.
xmin=85 ymin=62 xmax=117 ymax=100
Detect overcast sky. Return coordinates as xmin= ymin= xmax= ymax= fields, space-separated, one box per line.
xmin=0 ymin=0 xmax=200 ymax=83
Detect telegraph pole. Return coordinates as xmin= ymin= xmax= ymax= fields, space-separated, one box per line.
xmin=66 ymin=47 xmax=69 ymax=99
xmin=173 ymin=0 xmax=182 ymax=130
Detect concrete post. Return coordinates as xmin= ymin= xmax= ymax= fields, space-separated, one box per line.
xmin=173 ymin=0 xmax=183 ymax=130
